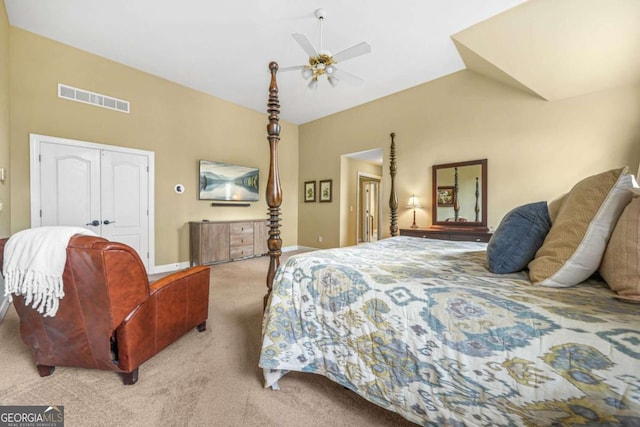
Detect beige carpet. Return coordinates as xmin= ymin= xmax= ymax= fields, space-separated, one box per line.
xmin=0 ymin=252 xmax=417 ymax=426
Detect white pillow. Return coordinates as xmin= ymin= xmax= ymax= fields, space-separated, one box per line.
xmin=529 ymin=168 xmax=635 ymax=287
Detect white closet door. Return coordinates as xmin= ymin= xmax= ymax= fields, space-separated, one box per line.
xmin=100 ymin=150 xmax=149 ymax=264
xmin=33 ymin=135 xmax=152 ymax=270
xmin=40 ymin=142 xmax=101 ymax=230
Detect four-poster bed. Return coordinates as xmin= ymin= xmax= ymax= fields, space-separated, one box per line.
xmin=260 ymin=62 xmax=640 ymax=426
xmin=262 ymin=61 xmax=400 ymax=304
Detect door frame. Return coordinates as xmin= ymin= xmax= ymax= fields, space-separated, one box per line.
xmin=356 ymin=171 xmax=382 ymax=244
xmin=29 ymin=133 xmax=156 ymax=271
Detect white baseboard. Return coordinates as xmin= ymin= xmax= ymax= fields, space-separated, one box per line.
xmin=0 ymin=297 xmax=10 ymax=323
xmin=149 ymin=261 xmax=191 ymax=275
xmin=283 ymin=245 xmax=318 ymax=252
xmin=149 ymin=246 xmax=317 ymax=274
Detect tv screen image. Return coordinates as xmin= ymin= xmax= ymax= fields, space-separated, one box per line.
xmin=199 ymin=160 xmax=259 ymax=201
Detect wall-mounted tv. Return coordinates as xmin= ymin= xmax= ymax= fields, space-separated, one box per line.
xmin=199 ymin=160 xmax=259 ymax=202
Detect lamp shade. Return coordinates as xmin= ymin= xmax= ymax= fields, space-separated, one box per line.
xmin=301 ymin=67 xmax=312 ymax=80
xmin=407 ymin=194 xmax=420 ymax=208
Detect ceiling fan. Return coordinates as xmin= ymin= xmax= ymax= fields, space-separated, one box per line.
xmin=281 ymin=9 xmax=372 ymax=91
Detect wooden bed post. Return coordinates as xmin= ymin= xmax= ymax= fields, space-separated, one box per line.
xmin=264 ymin=61 xmax=282 ymax=309
xmin=389 ymin=133 xmax=398 ymax=236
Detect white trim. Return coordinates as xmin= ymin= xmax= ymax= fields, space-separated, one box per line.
xmin=282 ymin=245 xmax=320 ymax=252
xmin=29 ymin=133 xmax=156 ymax=271
xmin=150 ymin=261 xmax=191 ymax=275
xmin=151 ymin=247 xmax=316 ymax=274
xmin=284 ymin=245 xmax=317 ymax=252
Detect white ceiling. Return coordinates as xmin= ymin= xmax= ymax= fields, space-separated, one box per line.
xmin=4 ymin=0 xmax=526 ymax=124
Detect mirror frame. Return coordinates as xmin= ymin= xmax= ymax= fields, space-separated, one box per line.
xmin=431 ymin=158 xmax=488 ymax=231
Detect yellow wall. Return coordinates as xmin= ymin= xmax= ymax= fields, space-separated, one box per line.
xmin=0 ymin=3 xmax=9 ymax=237
xmin=9 ymin=28 xmax=299 ymax=265
xmin=299 ymin=71 xmax=640 ymax=248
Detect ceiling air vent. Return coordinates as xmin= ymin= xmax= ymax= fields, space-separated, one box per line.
xmin=57 ymin=83 xmax=130 ymax=114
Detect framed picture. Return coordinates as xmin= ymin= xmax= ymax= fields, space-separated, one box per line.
xmin=319 ymin=179 xmax=332 ymax=202
xmin=437 ymin=186 xmax=455 ymax=207
xmin=304 ymin=181 xmax=316 ymax=202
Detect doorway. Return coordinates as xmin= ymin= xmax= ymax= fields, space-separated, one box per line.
xmin=357 ymin=173 xmax=382 ymax=244
xmin=29 ymin=134 xmax=155 ymax=270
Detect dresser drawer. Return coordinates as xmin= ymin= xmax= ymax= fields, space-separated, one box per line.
xmin=400 ymin=228 xmax=491 ymax=243
xmin=230 ymin=245 xmax=254 ymax=259
xmin=400 ymin=229 xmax=447 ymax=240
xmin=230 ymin=234 xmax=253 ymax=247
xmin=230 ymin=222 xmax=253 ymax=235
xmin=448 ymin=233 xmax=491 ymax=243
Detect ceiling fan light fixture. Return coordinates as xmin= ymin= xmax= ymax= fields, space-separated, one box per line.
xmin=307 ymin=77 xmax=319 ymax=92
xmin=285 ymin=8 xmax=371 ymax=91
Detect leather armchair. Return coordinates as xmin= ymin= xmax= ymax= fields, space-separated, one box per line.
xmin=0 ymin=234 xmax=210 ymax=385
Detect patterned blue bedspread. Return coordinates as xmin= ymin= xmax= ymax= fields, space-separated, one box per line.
xmin=259 ymin=237 xmax=640 ymax=426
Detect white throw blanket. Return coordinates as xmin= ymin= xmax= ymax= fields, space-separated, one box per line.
xmin=3 ymin=226 xmax=97 ymax=317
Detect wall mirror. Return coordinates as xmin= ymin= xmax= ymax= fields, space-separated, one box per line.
xmin=431 ymin=159 xmax=488 ymax=231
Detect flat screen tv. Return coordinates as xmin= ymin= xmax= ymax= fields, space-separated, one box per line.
xmin=199 ymin=160 xmax=259 ymax=202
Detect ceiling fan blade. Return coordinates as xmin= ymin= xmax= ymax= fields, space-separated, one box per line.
xmin=292 ymin=33 xmax=318 ymax=58
xmin=332 ymin=67 xmax=364 ymax=86
xmin=332 ymin=42 xmax=371 ymax=63
xmin=278 ymin=65 xmax=305 ymax=73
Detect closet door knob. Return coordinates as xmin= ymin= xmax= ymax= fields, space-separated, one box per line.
xmin=103 ymin=220 xmax=116 ymax=225
xmin=86 ymin=220 xmax=100 ymax=226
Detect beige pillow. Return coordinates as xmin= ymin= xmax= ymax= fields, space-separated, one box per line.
xmin=529 ymin=167 xmax=634 ymax=287
xmin=600 ymin=190 xmax=640 ymax=299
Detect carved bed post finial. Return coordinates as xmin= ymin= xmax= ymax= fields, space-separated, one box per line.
xmin=389 ymin=133 xmax=398 ymax=236
xmin=265 ymin=61 xmax=282 ymax=309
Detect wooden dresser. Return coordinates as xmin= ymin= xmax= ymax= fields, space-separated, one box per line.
xmin=400 ymin=227 xmax=491 ymax=243
xmin=189 ymin=220 xmax=269 ymax=266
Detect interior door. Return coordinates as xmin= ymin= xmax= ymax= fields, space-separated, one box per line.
xmin=368 ymin=181 xmax=379 ymax=241
xmin=362 ymin=183 xmax=371 ymax=242
xmin=360 ymin=180 xmax=380 ymax=243
xmin=34 ymin=137 xmax=150 ymax=269
xmin=40 ymin=142 xmax=102 ymax=230
xmin=100 ymin=150 xmax=149 ymax=261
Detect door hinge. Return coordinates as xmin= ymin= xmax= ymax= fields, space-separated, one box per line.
xmin=38 ymin=154 xmax=41 ymax=162
xmin=39 ymin=209 xmax=42 ymax=217
xmin=146 ymin=166 xmax=149 ymax=173
xmin=147 ymin=252 xmax=149 ymax=259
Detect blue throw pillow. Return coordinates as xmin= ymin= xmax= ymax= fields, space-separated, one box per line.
xmin=487 ymin=202 xmax=551 ymax=274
